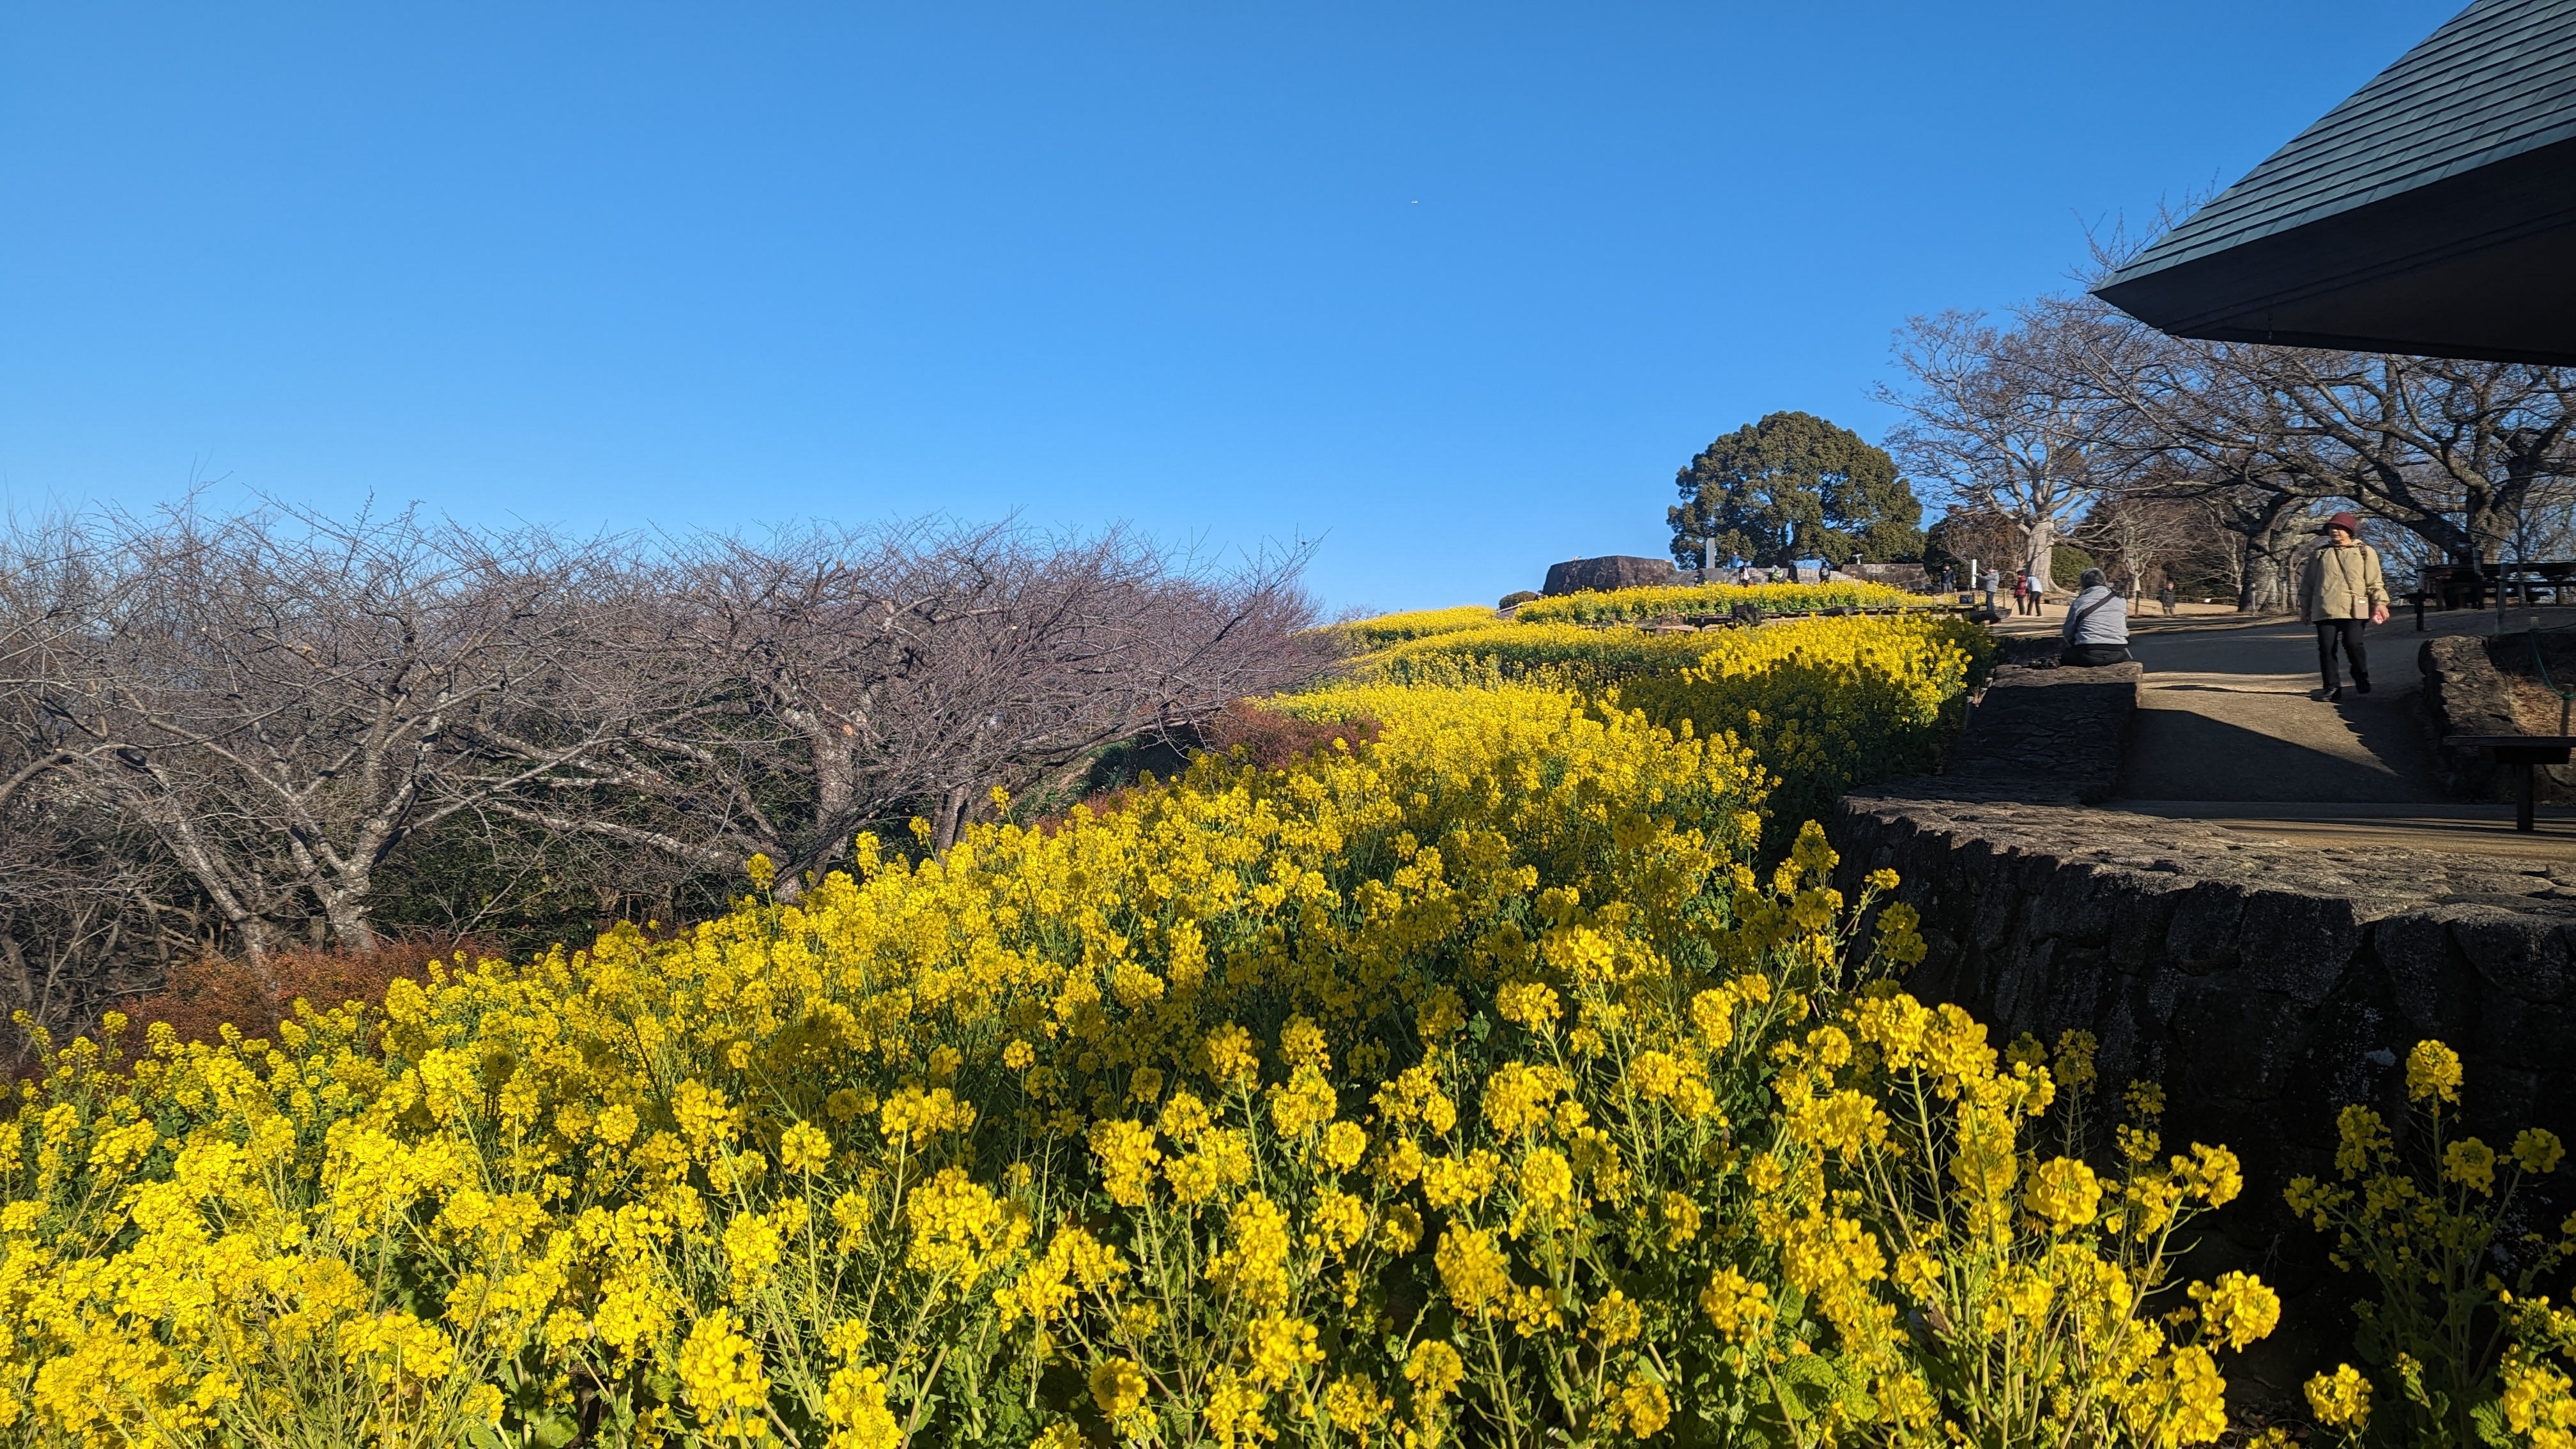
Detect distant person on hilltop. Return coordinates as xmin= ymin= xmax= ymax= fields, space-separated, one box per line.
xmin=2060 ymin=567 xmax=2130 ymax=666
xmin=2158 ymin=579 xmax=2176 ymax=617
xmin=2299 ymin=510 xmax=2390 ymax=702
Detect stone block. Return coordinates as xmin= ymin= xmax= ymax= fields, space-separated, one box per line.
xmin=2027 ymin=862 xmax=2119 ymax=944
xmin=2448 ymin=906 xmax=2572 ymax=1004
xmin=1992 ymin=935 xmax=2054 ymax=1030
xmin=2143 ymin=960 xmax=2187 ymax=1027
xmin=2421 ymin=634 xmax=2576 ymax=803
xmin=2481 ymin=1066 xmax=2547 ymax=1146
xmin=2479 ymin=993 xmax=2576 ymax=1075
xmin=2094 ymin=978 xmax=2156 ymax=1082
xmin=2168 ymin=983 xmax=2303 ymax=1103
xmin=2372 ymin=910 xmax=2455 ymax=1034
xmin=2039 ymin=945 xmax=2110 ymax=1030
xmin=2105 ymin=873 xmax=2189 ymax=971
xmin=1969 ymin=866 xmax=2025 ymax=954
xmin=2524 ymin=1071 xmax=2576 ymax=1149
xmin=1942 ymin=664 xmax=2140 ymax=804
xmin=2285 ymin=994 xmax=2395 ymax=1154
xmin=2236 ymin=890 xmax=2366 ymax=1007
xmin=2165 ymin=882 xmax=2248 ymax=974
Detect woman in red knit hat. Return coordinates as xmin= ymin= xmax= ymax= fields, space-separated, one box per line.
xmin=2298 ymin=511 xmax=2389 ymax=701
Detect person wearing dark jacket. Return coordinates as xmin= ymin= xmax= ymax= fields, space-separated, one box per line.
xmin=2060 ymin=568 xmax=2130 ymax=666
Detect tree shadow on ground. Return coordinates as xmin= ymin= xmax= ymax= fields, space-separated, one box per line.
xmin=2123 ymin=705 xmax=2441 ymax=802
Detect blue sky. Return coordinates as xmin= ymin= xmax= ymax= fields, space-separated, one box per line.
xmin=1 ymin=2 xmax=2454 ymax=613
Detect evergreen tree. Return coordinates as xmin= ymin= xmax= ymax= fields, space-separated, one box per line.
xmin=1668 ymin=411 xmax=1924 ymax=567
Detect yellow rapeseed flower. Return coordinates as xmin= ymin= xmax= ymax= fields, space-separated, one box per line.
xmin=2406 ymin=1039 xmax=2464 ymax=1107
xmin=2305 ymin=1362 xmax=2371 ymax=1429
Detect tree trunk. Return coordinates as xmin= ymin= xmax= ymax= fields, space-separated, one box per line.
xmin=933 ymin=783 xmax=972 ymax=853
xmin=2242 ymin=514 xmax=2308 ymax=613
xmin=2024 ymin=514 xmax=2059 ymax=594
xmin=2234 ymin=534 xmax=2266 ymax=613
xmin=773 ymin=724 xmax=856 ymax=904
xmin=321 ymin=885 xmax=378 ymax=955
xmin=2464 ymin=484 xmax=2513 ymax=564
xmin=137 ymin=785 xmax=279 ymax=987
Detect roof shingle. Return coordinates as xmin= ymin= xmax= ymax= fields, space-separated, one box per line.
xmin=2105 ymin=0 xmax=2576 ymax=284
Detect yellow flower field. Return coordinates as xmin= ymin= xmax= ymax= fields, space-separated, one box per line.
xmin=1333 ymin=605 xmax=1992 ymax=850
xmin=1509 ymin=581 xmax=1917 ymax=627
xmin=1 ymin=599 xmax=2567 ymax=1447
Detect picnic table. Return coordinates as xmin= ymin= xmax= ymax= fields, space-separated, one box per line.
xmin=2421 ymin=562 xmax=2576 ymax=613
xmin=2444 ymin=734 xmax=2575 ymax=832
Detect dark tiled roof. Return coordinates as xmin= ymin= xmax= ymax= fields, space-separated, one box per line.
xmin=2104 ymin=0 xmax=2576 ymax=284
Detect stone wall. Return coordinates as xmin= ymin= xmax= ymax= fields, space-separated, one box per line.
xmin=1831 ymin=663 xmax=2576 ymax=1389
xmin=1938 ymin=661 xmax=2138 ymax=803
xmin=2423 ymin=632 xmax=2576 ymax=802
xmin=1837 ymin=792 xmax=2576 ymax=1160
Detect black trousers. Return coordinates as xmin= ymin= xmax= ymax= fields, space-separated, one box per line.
xmin=2060 ymin=643 xmax=2130 ymax=667
xmin=2316 ymin=619 xmax=2369 ymax=689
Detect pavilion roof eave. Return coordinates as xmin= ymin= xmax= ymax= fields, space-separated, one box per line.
xmin=2093 ymin=0 xmax=2576 ymax=365
xmin=2092 ymin=134 xmax=2576 ymax=366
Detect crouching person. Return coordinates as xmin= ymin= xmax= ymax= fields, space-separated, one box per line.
xmin=2060 ymin=567 xmax=2130 ymax=666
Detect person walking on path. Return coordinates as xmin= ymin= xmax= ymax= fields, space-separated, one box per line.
xmin=2013 ymin=572 xmax=2032 ymax=616
xmin=2060 ymin=567 xmax=2131 ymax=666
xmin=2299 ymin=511 xmax=2391 ymax=701
xmin=2158 ymin=579 xmax=2176 ymax=617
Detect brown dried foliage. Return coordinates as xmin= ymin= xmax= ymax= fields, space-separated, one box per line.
xmin=119 ymin=937 xmax=475 ymax=1049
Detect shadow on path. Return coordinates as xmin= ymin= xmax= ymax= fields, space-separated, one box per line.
xmin=2122 ymin=706 xmax=2441 ymax=802
xmin=2119 ymin=619 xmax=2444 ymax=804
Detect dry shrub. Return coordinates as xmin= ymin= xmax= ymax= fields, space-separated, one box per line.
xmin=1196 ymin=699 xmax=1382 ymax=769
xmin=2499 ymin=632 xmax=2576 ymax=736
xmin=123 ymin=938 xmax=472 ymax=1047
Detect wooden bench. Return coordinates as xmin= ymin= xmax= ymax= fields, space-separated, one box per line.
xmin=2444 ymin=735 xmax=2575 ymax=832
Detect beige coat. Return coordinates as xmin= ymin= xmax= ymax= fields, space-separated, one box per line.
xmin=2299 ymin=542 xmax=2389 ymax=623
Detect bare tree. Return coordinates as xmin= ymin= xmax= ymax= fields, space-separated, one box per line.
xmin=2074 ymin=334 xmax=2575 ymax=596
xmin=487 ymin=521 xmax=1329 ymax=893
xmin=2069 ymin=218 xmax=2576 ymax=579
xmin=8 ymin=507 xmax=647 ymax=974
xmin=0 ymin=504 xmax=1329 ymax=1036
xmin=1921 ymin=506 xmax=2022 ymax=586
xmin=2073 ymin=491 xmax=2214 ymax=597
xmin=0 ymin=519 xmax=210 ymax=1058
xmin=1878 ymin=300 xmax=2135 ymax=593
xmin=2242 ymin=353 xmax=2575 ymax=567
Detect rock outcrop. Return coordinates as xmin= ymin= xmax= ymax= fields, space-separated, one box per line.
xmin=1541 ymin=556 xmax=1684 ymax=595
